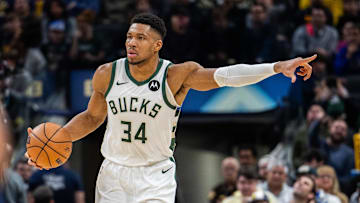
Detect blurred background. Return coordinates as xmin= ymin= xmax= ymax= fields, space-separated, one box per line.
xmin=1 ymin=0 xmax=360 ymax=203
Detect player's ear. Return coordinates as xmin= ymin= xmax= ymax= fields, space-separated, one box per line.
xmin=153 ymin=40 xmax=163 ymax=52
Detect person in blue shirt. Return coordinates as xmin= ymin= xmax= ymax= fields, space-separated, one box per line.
xmin=28 ymin=164 xmax=85 ymax=203
xmin=309 ymin=119 xmax=355 ymax=195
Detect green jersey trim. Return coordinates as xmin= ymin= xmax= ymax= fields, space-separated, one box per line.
xmin=105 ymin=61 xmax=117 ymax=98
xmin=162 ymin=62 xmax=176 ymax=110
xmin=125 ymin=58 xmax=163 ymax=86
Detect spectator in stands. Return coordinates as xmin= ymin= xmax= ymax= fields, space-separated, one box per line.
xmin=13 ymin=0 xmax=42 ymax=49
xmin=298 ymin=0 xmax=343 ymax=25
xmin=296 ymin=161 xmax=341 ymax=203
xmin=13 ymin=157 xmax=33 ymax=190
xmin=63 ymin=0 xmax=100 ymax=15
xmin=41 ymin=19 xmax=71 ymax=96
xmin=1 ymin=144 xmax=27 ymax=203
xmin=309 ymin=118 xmax=354 ymax=193
xmin=289 ymin=104 xmax=328 ymax=169
xmin=258 ymin=155 xmax=271 ymax=183
xmin=303 ymin=149 xmax=325 ymax=169
xmin=289 ymin=174 xmax=317 ymax=203
xmin=32 ymin=185 xmax=54 ymax=203
xmin=317 ymin=165 xmax=349 ymax=203
xmin=292 ymin=5 xmax=338 ymax=59
xmin=241 ymin=2 xmax=282 ymax=63
xmin=42 ymin=0 xmax=76 ymax=44
xmin=1 ymin=14 xmax=22 ymax=56
xmin=350 ymin=183 xmax=360 ymax=203
xmin=223 ymin=168 xmax=277 ymax=203
xmin=334 ymin=23 xmax=360 ymax=75
xmin=99 ymin=0 xmax=132 ymax=24
xmin=161 ymin=5 xmax=200 ymax=64
xmin=69 ymin=10 xmax=105 ymax=69
xmin=261 ymin=158 xmax=293 ymax=203
xmin=337 ymin=0 xmax=360 ymax=32
xmin=313 ymin=77 xmax=350 ymax=119
xmin=337 ymin=20 xmax=359 ymax=52
xmin=208 ymin=157 xmax=240 ymax=203
xmin=238 ymin=145 xmax=257 ymax=171
xmin=28 ymin=164 xmax=85 ymax=203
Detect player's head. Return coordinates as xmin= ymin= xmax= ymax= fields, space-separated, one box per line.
xmin=127 ymin=13 xmax=166 ymax=65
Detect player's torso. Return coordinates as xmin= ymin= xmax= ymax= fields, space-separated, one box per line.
xmin=102 ymin=58 xmax=181 ymax=166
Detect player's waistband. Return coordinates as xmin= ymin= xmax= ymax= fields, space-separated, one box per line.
xmin=103 ymin=156 xmax=175 ymax=168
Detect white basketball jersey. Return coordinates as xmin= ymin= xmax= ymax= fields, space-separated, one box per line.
xmin=102 ymin=58 xmax=181 ymax=166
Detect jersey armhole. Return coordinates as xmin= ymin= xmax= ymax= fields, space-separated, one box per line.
xmin=162 ymin=63 xmax=180 ymax=110
xmin=104 ymin=61 xmax=117 ymax=98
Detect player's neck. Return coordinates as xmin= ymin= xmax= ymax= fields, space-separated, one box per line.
xmin=129 ymin=55 xmax=160 ymax=78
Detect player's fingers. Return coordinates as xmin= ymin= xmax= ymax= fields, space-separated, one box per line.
xmin=297 ymin=71 xmax=306 ymax=76
xmin=303 ymin=63 xmax=313 ymax=80
xmin=27 ymin=127 xmax=33 ymax=135
xmin=298 ymin=54 xmax=317 ymax=64
xmin=291 ymin=74 xmax=297 ymax=83
xmin=297 ymin=67 xmax=306 ymax=76
xmin=24 ymin=152 xmax=29 ymax=159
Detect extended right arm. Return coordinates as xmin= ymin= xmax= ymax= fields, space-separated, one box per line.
xmin=26 ymin=63 xmax=111 ymax=142
xmin=63 ymin=63 xmax=111 ymax=142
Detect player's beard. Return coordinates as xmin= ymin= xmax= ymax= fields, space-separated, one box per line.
xmin=128 ymin=58 xmax=147 ymax=65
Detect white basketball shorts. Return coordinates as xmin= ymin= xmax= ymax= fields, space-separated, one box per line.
xmin=95 ymin=158 xmax=176 ymax=203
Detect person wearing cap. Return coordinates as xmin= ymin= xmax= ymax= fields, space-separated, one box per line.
xmin=223 ymin=168 xmax=277 ymax=203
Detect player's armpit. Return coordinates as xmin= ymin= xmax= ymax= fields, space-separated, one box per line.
xmin=181 ymin=62 xmax=220 ymax=91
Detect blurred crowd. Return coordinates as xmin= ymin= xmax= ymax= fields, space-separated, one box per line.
xmin=209 ymin=145 xmax=358 ymax=203
xmin=0 ymin=0 xmax=360 ymax=202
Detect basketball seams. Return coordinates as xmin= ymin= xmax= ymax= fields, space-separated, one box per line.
xmin=48 ymin=140 xmax=72 ymax=143
xmin=42 ymin=149 xmax=53 ymax=168
xmin=43 ymin=123 xmax=48 ymax=140
xmin=30 ymin=126 xmax=69 ymax=160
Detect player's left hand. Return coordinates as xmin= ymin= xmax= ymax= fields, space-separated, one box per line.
xmin=274 ymin=54 xmax=317 ymax=83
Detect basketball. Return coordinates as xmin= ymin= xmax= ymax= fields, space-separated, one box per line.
xmin=26 ymin=122 xmax=72 ymax=169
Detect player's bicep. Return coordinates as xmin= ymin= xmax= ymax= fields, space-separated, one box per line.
xmin=85 ymin=64 xmax=111 ymax=122
xmin=86 ymin=90 xmax=107 ymax=121
xmin=183 ymin=63 xmax=219 ymax=91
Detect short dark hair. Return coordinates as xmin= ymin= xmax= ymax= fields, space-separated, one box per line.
xmin=238 ymin=168 xmax=258 ymax=180
xmin=238 ymin=144 xmax=257 ymax=158
xmin=13 ymin=157 xmax=28 ymax=170
xmin=33 ymin=185 xmax=53 ymax=203
xmin=297 ymin=174 xmax=317 ymax=196
xmin=304 ymin=149 xmax=325 ymax=163
xmin=130 ymin=13 xmax=167 ymax=39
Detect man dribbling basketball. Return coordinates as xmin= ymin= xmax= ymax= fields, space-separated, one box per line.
xmin=26 ymin=13 xmax=316 ymax=202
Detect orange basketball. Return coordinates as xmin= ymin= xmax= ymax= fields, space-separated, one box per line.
xmin=26 ymin=122 xmax=72 ymax=169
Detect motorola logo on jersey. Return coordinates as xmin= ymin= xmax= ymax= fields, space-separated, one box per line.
xmin=149 ymin=80 xmax=160 ymax=91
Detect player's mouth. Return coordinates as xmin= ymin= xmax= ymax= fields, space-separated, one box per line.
xmin=127 ymin=50 xmax=138 ymax=58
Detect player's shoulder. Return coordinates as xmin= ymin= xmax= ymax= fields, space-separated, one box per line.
xmin=167 ymin=61 xmax=202 ymax=75
xmin=92 ymin=61 xmax=114 ymax=94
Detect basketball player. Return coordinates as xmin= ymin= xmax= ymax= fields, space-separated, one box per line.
xmin=26 ymin=13 xmax=316 ymax=202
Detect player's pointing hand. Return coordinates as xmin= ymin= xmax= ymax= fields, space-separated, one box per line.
xmin=274 ymin=54 xmax=317 ymax=83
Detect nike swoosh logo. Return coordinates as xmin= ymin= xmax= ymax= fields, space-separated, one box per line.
xmin=116 ymin=81 xmax=128 ymax=85
xmin=162 ymin=166 xmax=173 ymax=174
